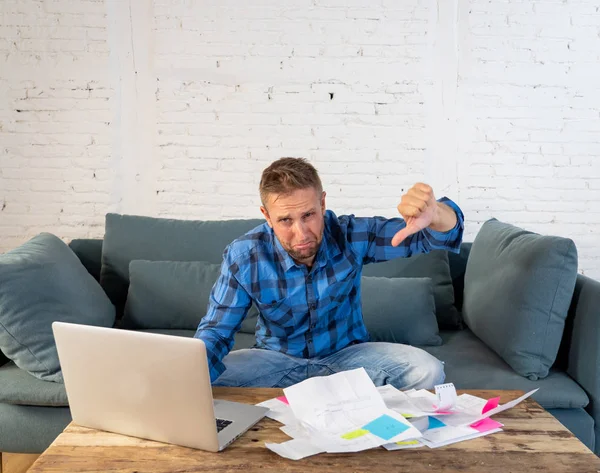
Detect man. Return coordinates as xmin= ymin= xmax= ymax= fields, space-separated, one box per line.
xmin=194 ymin=157 xmax=464 ymax=389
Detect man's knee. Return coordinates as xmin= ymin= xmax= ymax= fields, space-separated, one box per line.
xmin=412 ymin=357 xmax=445 ymax=390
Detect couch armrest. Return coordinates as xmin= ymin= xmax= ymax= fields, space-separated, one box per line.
xmin=566 ymin=274 xmax=600 ymax=454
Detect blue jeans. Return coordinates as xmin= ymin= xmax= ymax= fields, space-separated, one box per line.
xmin=213 ymin=342 xmax=445 ymax=390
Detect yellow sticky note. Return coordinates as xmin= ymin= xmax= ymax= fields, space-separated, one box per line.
xmin=396 ymin=440 xmax=420 ymax=446
xmin=401 ymin=413 xmax=414 ymax=419
xmin=341 ymin=429 xmax=369 ymax=440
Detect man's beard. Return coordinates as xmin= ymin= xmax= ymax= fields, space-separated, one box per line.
xmin=287 ymin=243 xmax=319 ymax=262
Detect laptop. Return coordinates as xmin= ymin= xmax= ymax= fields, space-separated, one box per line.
xmin=52 ymin=321 xmax=268 ymax=452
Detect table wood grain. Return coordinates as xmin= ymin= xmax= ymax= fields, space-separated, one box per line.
xmin=28 ymin=388 xmax=600 ymax=473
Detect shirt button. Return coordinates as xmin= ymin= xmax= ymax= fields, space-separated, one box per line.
xmin=307 ymin=275 xmax=312 ymax=283
xmin=309 ymin=303 xmax=316 ymax=310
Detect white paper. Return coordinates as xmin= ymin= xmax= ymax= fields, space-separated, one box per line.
xmin=482 ymin=389 xmax=539 ymax=419
xmin=261 ymin=374 xmax=535 ymax=458
xmin=383 ymin=439 xmax=426 ymax=450
xmin=256 ymin=398 xmax=298 ymax=426
xmin=439 ymin=389 xmax=539 ymax=427
xmin=280 ymin=423 xmax=310 ymax=439
xmin=435 ymin=383 xmax=457 ymax=411
xmin=265 ymin=438 xmax=325 ymax=460
xmin=377 ymin=384 xmax=451 ymax=418
xmin=455 ymin=393 xmax=489 ymax=414
xmin=283 ymin=368 xmax=387 ymax=433
xmin=421 ymin=428 xmax=502 ymax=448
xmin=270 ymin=369 xmax=422 ymax=455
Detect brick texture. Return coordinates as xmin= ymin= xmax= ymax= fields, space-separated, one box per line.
xmin=1 ymin=0 xmax=599 ymax=280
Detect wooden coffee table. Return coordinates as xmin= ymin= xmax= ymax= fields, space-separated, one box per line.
xmin=28 ymin=388 xmax=600 ymax=472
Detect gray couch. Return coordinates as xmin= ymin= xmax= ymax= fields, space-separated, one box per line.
xmin=0 ymin=215 xmax=598 ymax=455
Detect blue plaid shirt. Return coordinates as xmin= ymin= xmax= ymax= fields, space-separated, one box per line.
xmin=195 ymin=197 xmax=464 ymax=382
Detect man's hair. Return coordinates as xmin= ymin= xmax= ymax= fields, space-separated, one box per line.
xmin=259 ymin=157 xmax=323 ymax=207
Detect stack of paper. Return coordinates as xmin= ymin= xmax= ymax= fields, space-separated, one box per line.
xmin=256 ymin=368 xmax=538 ymax=460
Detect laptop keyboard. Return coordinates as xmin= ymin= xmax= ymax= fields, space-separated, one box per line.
xmin=216 ymin=418 xmax=233 ymax=432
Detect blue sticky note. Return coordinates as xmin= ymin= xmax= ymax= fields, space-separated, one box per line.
xmin=362 ymin=414 xmax=409 ymax=441
xmin=428 ymin=416 xmax=446 ymax=430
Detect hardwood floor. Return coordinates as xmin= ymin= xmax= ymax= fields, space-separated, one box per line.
xmin=1 ymin=453 xmax=40 ymax=473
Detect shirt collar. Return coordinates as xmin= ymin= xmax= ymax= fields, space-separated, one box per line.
xmin=272 ymin=230 xmax=297 ymax=272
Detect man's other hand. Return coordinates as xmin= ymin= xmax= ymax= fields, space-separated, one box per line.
xmin=391 ymin=183 xmax=438 ymax=247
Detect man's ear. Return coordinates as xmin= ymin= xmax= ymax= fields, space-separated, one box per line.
xmin=260 ymin=206 xmax=273 ymax=228
xmin=321 ymin=191 xmax=327 ymax=214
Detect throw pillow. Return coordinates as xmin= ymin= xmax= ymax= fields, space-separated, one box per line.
xmin=123 ymin=260 xmax=258 ymax=334
xmin=361 ymin=277 xmax=442 ymax=346
xmin=462 ymin=218 xmax=578 ymax=380
xmin=0 ymin=233 xmax=116 ymax=383
xmin=100 ymin=213 xmax=264 ymax=316
xmin=362 ymin=250 xmax=461 ymax=329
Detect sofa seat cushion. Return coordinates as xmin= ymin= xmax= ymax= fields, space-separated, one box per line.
xmin=547 ymin=408 xmax=595 ymax=452
xmin=422 ymin=329 xmax=589 ymax=409
xmin=0 ymin=403 xmax=72 ymax=454
xmin=0 ymin=362 xmax=68 ymax=407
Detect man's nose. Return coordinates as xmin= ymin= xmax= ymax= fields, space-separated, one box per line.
xmin=294 ymin=220 xmax=309 ymax=238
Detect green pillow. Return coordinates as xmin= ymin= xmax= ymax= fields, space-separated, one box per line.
xmin=462 ymin=219 xmax=578 ymax=380
xmin=100 ymin=213 xmax=264 ymax=316
xmin=0 ymin=233 xmax=115 ymax=383
xmin=123 ymin=260 xmax=258 ymax=334
xmin=362 ymin=250 xmax=460 ymax=329
xmin=361 ymin=277 xmax=442 ymax=346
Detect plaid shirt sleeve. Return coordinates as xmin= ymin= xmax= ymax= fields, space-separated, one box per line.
xmin=346 ymin=197 xmax=465 ymax=264
xmin=193 ymin=248 xmax=252 ymax=382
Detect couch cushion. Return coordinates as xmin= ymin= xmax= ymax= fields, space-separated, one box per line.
xmin=123 ymin=260 xmax=258 ymax=334
xmin=462 ymin=218 xmax=578 ymax=380
xmin=361 ymin=277 xmax=442 ymax=346
xmin=0 ymin=233 xmax=116 ymax=383
xmin=0 ymin=403 xmax=72 ymax=454
xmin=447 ymin=242 xmax=472 ymax=312
xmin=547 ymin=408 xmax=595 ymax=452
xmin=101 ymin=214 xmax=263 ymax=316
xmin=0 ymin=361 xmax=69 ymax=406
xmin=68 ymin=238 xmax=103 ymax=281
xmin=362 ymin=250 xmax=461 ymax=329
xmin=423 ymin=329 xmax=589 ymax=409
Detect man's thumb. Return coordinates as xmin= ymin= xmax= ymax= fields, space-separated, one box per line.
xmin=391 ymin=228 xmax=412 ymax=247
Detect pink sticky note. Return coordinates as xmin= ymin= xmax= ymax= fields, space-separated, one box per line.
xmin=470 ymin=418 xmax=503 ymax=433
xmin=276 ymin=395 xmax=289 ymax=405
xmin=482 ymin=396 xmax=500 ymax=414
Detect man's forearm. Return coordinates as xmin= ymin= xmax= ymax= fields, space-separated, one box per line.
xmin=428 ymin=202 xmax=458 ymax=233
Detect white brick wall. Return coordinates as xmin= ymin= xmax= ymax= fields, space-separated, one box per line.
xmin=1 ymin=0 xmax=600 ymax=280
xmin=0 ymin=0 xmax=113 ymax=251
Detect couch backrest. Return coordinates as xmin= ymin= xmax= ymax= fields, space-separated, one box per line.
xmin=70 ymin=236 xmax=476 ymax=315
xmin=100 ymin=214 xmax=265 ymax=314
xmin=447 ymin=242 xmax=473 ymax=312
xmin=69 ymin=238 xmax=104 ymax=282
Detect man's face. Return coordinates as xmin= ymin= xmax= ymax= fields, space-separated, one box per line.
xmin=260 ymin=187 xmax=326 ymax=267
